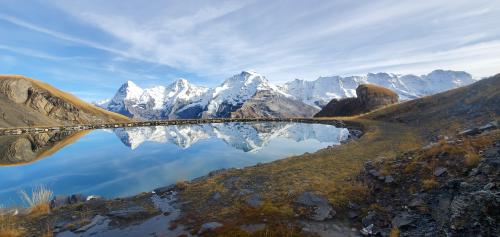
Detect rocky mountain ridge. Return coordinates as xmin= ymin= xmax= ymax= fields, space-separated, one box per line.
xmin=281 ymin=69 xmax=474 ymax=108
xmin=99 ymin=71 xmax=317 ymax=120
xmin=98 ymin=70 xmax=475 ymax=120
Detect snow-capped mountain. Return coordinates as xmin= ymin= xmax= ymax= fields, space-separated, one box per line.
xmin=98 ymin=69 xmax=476 ymax=119
xmin=202 ymin=70 xmax=289 ymax=118
xmin=280 ymin=70 xmax=475 ymax=108
xmin=99 ymin=71 xmax=316 ymax=120
xmin=113 ymin=122 xmax=350 ymax=152
xmin=101 ymin=79 xmax=209 ymax=119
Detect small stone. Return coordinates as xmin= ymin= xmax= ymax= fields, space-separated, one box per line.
xmin=199 ymin=222 xmax=223 ymax=234
xmin=294 ymin=192 xmax=334 ymax=221
xmin=86 ymin=195 xmax=102 ymax=201
xmin=246 ymin=194 xmax=262 ymax=207
xmin=239 ymin=189 xmax=253 ymax=195
xmin=392 ymin=212 xmax=414 ymax=228
xmin=212 ymin=192 xmax=221 ymax=201
xmin=348 ymin=210 xmax=359 ymax=219
xmin=75 ymin=215 xmax=107 ymax=233
xmin=369 ymin=169 xmax=380 ymax=177
xmin=240 ymin=223 xmax=265 ymax=233
xmin=108 ymin=206 xmax=149 ymax=220
xmin=360 ymin=224 xmax=374 ymax=236
xmin=362 ymin=212 xmax=376 ymax=227
xmin=69 ymin=194 xmax=86 ymax=204
xmin=483 ymin=183 xmax=495 ymax=190
xmin=385 ymin=176 xmax=394 ymax=183
xmin=348 ymin=201 xmax=360 ymax=210
xmin=460 ymin=182 xmax=471 ymax=189
xmin=434 ymin=167 xmax=447 ymax=177
xmin=409 ymin=197 xmax=424 ymax=208
xmin=469 ymin=168 xmax=479 ymax=176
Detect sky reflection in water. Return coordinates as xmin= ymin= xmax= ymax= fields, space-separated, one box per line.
xmin=0 ymin=122 xmax=349 ymax=206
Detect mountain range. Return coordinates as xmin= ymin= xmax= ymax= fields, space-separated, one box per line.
xmin=113 ymin=122 xmax=350 ymax=152
xmin=96 ymin=69 xmax=475 ymax=120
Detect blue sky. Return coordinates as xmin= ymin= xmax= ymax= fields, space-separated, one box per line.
xmin=1 ymin=0 xmax=499 ymax=101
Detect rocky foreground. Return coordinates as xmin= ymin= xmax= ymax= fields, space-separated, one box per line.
xmin=357 ymin=121 xmax=499 ymax=236
xmin=9 ymin=121 xmax=497 ymax=237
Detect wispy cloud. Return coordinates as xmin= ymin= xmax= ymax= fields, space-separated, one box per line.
xmin=0 ymin=44 xmax=84 ymax=61
xmin=0 ymin=14 xmax=135 ymax=59
xmin=49 ymin=0 xmax=500 ymax=81
xmin=1 ymin=0 xmax=500 ymax=90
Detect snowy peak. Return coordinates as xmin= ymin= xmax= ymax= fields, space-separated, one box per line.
xmin=165 ymin=78 xmax=208 ymax=101
xmin=102 ymin=79 xmax=209 ymax=119
xmin=119 ymin=81 xmax=143 ymax=99
xmin=99 ymin=69 xmax=477 ymax=120
xmin=203 ymin=71 xmax=287 ymax=118
xmin=281 ymin=69 xmax=476 ymax=108
xmin=168 ymin=78 xmax=190 ymax=91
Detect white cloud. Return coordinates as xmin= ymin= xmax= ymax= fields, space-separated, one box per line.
xmin=4 ymin=0 xmax=500 ymax=83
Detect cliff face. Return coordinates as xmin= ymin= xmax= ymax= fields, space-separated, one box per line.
xmin=314 ymin=84 xmax=398 ymax=117
xmin=230 ymin=90 xmax=319 ymax=118
xmin=0 ymin=75 xmax=130 ymax=128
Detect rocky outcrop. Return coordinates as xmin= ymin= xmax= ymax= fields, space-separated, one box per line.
xmin=231 ymin=90 xmax=319 ymax=118
xmin=357 ymin=125 xmax=499 ymax=236
xmin=314 ymin=84 xmax=398 ymax=117
xmin=0 ymin=75 xmax=129 ymax=128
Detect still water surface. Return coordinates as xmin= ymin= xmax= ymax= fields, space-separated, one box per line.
xmin=0 ymin=122 xmax=349 ymax=206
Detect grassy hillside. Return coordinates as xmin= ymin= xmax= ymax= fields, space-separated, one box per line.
xmin=0 ymin=75 xmax=130 ymax=128
xmin=363 ymin=74 xmax=500 ymax=130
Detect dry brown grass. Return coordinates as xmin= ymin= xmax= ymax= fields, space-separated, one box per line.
xmin=40 ymin=225 xmax=53 ymax=237
xmin=20 ymin=185 xmax=53 ymax=216
xmin=179 ymin=118 xmax=423 ymax=231
xmin=422 ymin=178 xmax=438 ymax=190
xmin=390 ymin=226 xmax=400 ymax=237
xmin=359 ymin=84 xmax=398 ymax=97
xmin=0 ymin=214 xmax=24 ymax=237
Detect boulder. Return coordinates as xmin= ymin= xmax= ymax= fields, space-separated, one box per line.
xmin=294 ymin=192 xmax=335 ymax=221
xmin=315 ymin=84 xmax=398 ymax=117
xmin=198 ymin=222 xmax=223 ymax=234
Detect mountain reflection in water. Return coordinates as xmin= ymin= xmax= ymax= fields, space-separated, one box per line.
xmin=114 ymin=122 xmax=350 ymax=151
xmin=0 ymin=122 xmax=349 ymax=206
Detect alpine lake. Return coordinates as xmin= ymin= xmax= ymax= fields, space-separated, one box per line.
xmin=0 ymin=122 xmax=352 ymax=206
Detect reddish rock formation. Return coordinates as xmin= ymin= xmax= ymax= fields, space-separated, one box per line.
xmin=314 ymin=84 xmax=398 ymax=117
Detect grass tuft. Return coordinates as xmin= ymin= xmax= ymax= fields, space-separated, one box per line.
xmin=20 ymin=185 xmax=53 ymax=216
xmin=390 ymin=226 xmax=400 ymax=237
